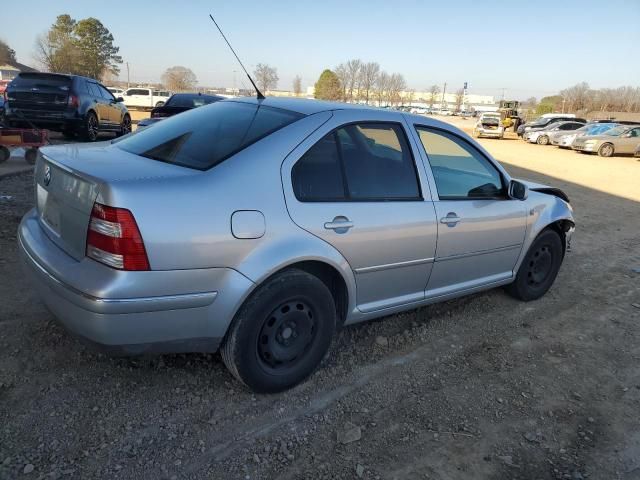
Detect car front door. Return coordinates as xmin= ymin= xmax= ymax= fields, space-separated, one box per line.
xmin=283 ymin=111 xmax=438 ymax=313
xmin=413 ymin=125 xmax=527 ymax=296
xmin=617 ymin=127 xmax=640 ymax=154
xmin=96 ymin=84 xmax=120 ymax=125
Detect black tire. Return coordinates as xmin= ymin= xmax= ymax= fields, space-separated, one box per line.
xmin=24 ymin=147 xmax=38 ymax=165
xmin=0 ymin=146 xmax=10 ymax=164
xmin=537 ymin=135 xmax=549 ymax=145
xmin=81 ymin=111 xmax=99 ymax=142
xmin=62 ymin=129 xmax=76 ymax=140
xmin=505 ymin=229 xmax=564 ymax=301
xmin=221 ymin=268 xmax=337 ymax=393
xmin=598 ymin=143 xmax=614 ymax=157
xmin=115 ymin=114 xmax=131 ymax=137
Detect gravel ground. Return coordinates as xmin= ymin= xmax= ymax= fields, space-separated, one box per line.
xmin=1 ymin=137 xmax=639 ymax=480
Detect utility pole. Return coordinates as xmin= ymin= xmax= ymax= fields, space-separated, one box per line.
xmin=561 ymin=98 xmax=566 ymax=113
xmin=126 ymin=62 xmax=130 ymax=89
xmin=500 ymin=87 xmax=506 ymax=101
xmin=441 ymin=82 xmax=447 ymax=110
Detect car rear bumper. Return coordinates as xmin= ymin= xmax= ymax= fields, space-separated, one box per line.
xmin=18 ymin=209 xmax=253 ymax=354
xmin=477 ymin=129 xmax=503 ymax=137
xmin=4 ymin=107 xmax=82 ymax=130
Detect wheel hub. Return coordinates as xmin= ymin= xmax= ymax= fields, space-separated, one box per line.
xmin=527 ymin=246 xmax=553 ymax=285
xmin=258 ymin=301 xmax=316 ymax=369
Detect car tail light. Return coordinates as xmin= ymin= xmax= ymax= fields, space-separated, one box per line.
xmin=86 ymin=203 xmax=150 ymax=271
xmin=68 ymin=94 xmax=79 ymax=108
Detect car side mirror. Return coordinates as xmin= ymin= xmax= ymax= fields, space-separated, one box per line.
xmin=115 ymin=97 xmax=124 ymax=103
xmin=508 ymin=179 xmax=528 ymax=200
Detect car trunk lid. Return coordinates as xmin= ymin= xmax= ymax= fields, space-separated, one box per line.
xmin=35 ymin=142 xmax=198 ymax=261
xmin=7 ymin=73 xmax=72 ymax=112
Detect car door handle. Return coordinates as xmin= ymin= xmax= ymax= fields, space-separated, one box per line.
xmin=440 ymin=213 xmax=461 ymax=225
xmin=324 ymin=217 xmax=354 ymax=233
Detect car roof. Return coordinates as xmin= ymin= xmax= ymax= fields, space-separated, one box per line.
xmin=229 ymin=96 xmax=378 ymax=115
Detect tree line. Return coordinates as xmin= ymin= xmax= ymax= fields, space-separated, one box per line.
xmin=531 ymin=82 xmax=640 ymax=115
xmin=314 ymin=59 xmax=408 ymax=106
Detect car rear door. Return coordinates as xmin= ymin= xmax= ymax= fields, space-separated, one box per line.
xmin=282 ymin=110 xmax=438 ymax=313
xmin=96 ymin=83 xmax=120 ymax=125
xmin=86 ymin=81 xmax=110 ymax=125
xmin=412 ymin=125 xmax=527 ymax=296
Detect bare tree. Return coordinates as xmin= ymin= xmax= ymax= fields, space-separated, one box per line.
xmin=454 ymin=88 xmax=464 ymax=112
xmin=253 ymin=63 xmax=279 ymax=93
xmin=374 ymin=71 xmax=390 ymax=106
xmin=334 ymin=63 xmax=348 ymax=101
xmin=560 ymin=82 xmax=590 ymax=112
xmin=428 ymin=84 xmax=440 ymax=109
xmin=292 ymin=75 xmax=302 ymax=96
xmin=387 ymin=73 xmax=406 ymax=106
xmin=345 ymin=59 xmax=362 ymax=102
xmin=358 ymin=62 xmax=380 ymax=104
xmin=161 ymin=66 xmax=197 ymax=91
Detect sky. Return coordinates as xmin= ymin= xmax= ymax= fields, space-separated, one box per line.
xmin=1 ymin=0 xmax=639 ymax=100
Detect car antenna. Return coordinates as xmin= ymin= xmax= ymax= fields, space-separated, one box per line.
xmin=208 ymin=13 xmax=265 ymax=100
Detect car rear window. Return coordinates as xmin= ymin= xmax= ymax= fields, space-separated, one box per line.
xmin=116 ymin=101 xmax=304 ymax=170
xmin=9 ymin=73 xmax=72 ymax=91
xmin=165 ymin=94 xmax=220 ymax=108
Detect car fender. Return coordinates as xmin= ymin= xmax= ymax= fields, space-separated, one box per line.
xmin=514 ymin=190 xmax=574 ymax=272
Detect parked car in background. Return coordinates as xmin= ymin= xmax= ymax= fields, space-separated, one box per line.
xmin=409 ymin=106 xmax=429 ymax=115
xmin=517 ymin=115 xmax=583 ymax=137
xmin=572 ymin=124 xmax=640 ymax=157
xmin=634 ymin=144 xmax=640 ymax=157
xmin=18 ymin=98 xmax=575 ymax=392
xmin=0 ymin=95 xmax=4 ymax=119
xmin=550 ymin=123 xmax=617 ymax=148
xmin=107 ymin=87 xmax=125 ymax=97
xmin=473 ymin=112 xmax=504 ymax=139
xmin=525 ymin=121 xmax=586 ymax=145
xmin=4 ymin=72 xmax=131 ymax=141
xmin=120 ymin=88 xmax=171 ymax=109
xmin=137 ymin=93 xmax=225 ymax=129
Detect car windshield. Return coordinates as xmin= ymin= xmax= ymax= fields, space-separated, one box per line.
xmin=116 ymin=101 xmax=304 ymax=170
xmin=165 ymin=94 xmax=220 ymax=108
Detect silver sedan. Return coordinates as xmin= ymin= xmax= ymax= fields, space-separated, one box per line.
xmin=18 ymin=98 xmax=575 ymax=392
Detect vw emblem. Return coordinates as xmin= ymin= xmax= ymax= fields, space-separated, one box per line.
xmin=44 ymin=165 xmax=51 ymax=186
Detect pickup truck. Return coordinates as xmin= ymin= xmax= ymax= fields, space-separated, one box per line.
xmin=120 ymin=88 xmax=171 ymax=109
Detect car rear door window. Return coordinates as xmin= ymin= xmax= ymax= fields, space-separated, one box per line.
xmin=292 ymin=122 xmax=421 ymax=202
xmin=416 ymin=127 xmax=505 ymax=199
xmin=86 ymin=82 xmax=100 ymax=98
xmin=116 ymin=101 xmax=304 ymax=170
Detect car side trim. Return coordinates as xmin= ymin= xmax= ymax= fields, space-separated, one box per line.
xmin=435 ymin=243 xmax=522 ymax=262
xmin=20 ymin=234 xmax=217 ymax=314
xmin=354 ymin=257 xmax=435 ymax=274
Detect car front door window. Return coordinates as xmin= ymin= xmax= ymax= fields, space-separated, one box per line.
xmin=415 ymin=128 xmax=504 ymax=200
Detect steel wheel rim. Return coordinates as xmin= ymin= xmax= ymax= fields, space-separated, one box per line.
xmin=87 ymin=115 xmax=98 ymax=140
xmin=122 ymin=116 xmax=131 ymax=134
xmin=601 ymin=144 xmax=612 ymax=156
xmin=257 ymin=299 xmax=317 ymax=372
xmin=526 ymin=244 xmax=553 ymax=287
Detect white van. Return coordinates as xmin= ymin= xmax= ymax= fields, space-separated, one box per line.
xmin=120 ymin=88 xmax=171 ymax=109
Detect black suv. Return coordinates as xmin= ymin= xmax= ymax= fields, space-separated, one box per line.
xmin=3 ymin=72 xmax=131 ymax=141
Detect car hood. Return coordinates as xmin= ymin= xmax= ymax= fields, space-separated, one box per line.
xmin=517 ymin=179 xmax=570 ymax=203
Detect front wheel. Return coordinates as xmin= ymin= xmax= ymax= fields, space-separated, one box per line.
xmin=24 ymin=147 xmax=38 ymax=165
xmin=115 ymin=114 xmax=131 ymax=137
xmin=155 ymin=101 xmax=165 ymax=107
xmin=537 ymin=135 xmax=549 ymax=145
xmin=598 ymin=143 xmax=614 ymax=157
xmin=221 ymin=269 xmax=336 ymax=393
xmin=0 ymin=146 xmax=10 ymax=163
xmin=505 ymin=229 xmax=564 ymax=301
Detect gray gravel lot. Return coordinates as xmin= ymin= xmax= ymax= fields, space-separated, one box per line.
xmin=1 ymin=146 xmax=639 ymax=479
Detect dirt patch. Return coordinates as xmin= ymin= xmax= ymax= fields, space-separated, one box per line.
xmin=0 ymin=133 xmax=639 ymax=479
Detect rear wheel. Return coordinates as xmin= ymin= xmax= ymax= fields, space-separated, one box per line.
xmin=221 ymin=268 xmax=336 ymax=393
xmin=598 ymin=143 xmax=614 ymax=157
xmin=537 ymin=135 xmax=549 ymax=145
xmin=155 ymin=101 xmax=165 ymax=107
xmin=505 ymin=229 xmax=563 ymax=301
xmin=0 ymin=146 xmax=10 ymax=164
xmin=81 ymin=111 xmax=99 ymax=142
